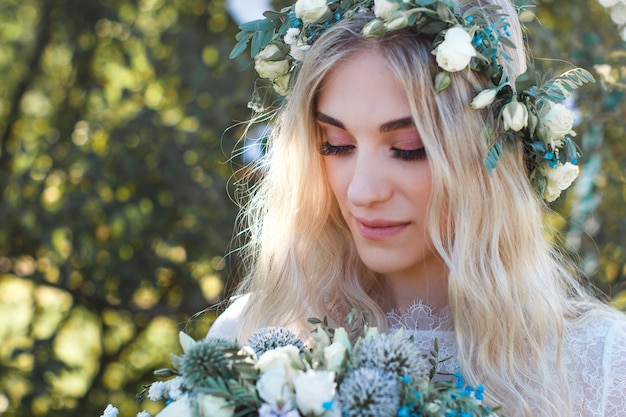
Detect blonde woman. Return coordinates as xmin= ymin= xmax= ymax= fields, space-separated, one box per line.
xmin=210 ymin=1 xmax=626 ymax=416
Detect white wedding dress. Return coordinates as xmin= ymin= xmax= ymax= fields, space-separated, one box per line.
xmin=208 ymin=295 xmax=626 ymax=417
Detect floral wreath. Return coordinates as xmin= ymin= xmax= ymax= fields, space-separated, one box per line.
xmin=230 ymin=0 xmax=595 ymax=202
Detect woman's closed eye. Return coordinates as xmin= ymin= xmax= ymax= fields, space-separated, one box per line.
xmin=392 ymin=147 xmax=427 ymax=161
xmin=320 ymin=141 xmax=354 ymax=156
xmin=321 ymin=141 xmax=427 ymax=162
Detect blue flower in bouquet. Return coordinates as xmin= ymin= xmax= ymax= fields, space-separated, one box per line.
xmin=175 ymin=336 xmax=241 ymax=389
xmin=248 ymin=326 xmax=305 ymax=357
xmin=355 ymin=331 xmax=429 ymax=382
xmin=336 ymin=367 xmax=399 ymax=417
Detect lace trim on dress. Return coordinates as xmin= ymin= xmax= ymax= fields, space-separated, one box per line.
xmin=386 ymin=300 xmax=458 ymax=375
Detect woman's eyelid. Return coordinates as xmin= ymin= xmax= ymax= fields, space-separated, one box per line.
xmin=387 ymin=127 xmax=423 ymax=150
xmin=319 ymin=124 xmax=354 ymax=146
xmin=391 ymin=138 xmax=423 ymax=152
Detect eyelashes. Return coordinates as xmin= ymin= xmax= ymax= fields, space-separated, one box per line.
xmin=320 ymin=141 xmax=353 ymax=156
xmin=392 ymin=147 xmax=427 ymax=161
xmin=320 ymin=141 xmax=427 ymax=162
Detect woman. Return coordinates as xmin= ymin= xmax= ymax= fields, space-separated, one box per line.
xmin=211 ymin=0 xmax=626 ymax=416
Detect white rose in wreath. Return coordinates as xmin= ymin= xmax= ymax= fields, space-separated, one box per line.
xmin=197 ymin=394 xmax=235 ymax=417
xmin=295 ymin=0 xmax=330 ymax=24
xmin=273 ymin=73 xmax=291 ymax=96
xmin=542 ymin=162 xmax=579 ymax=202
xmin=433 ymin=27 xmax=476 ymax=72
xmin=374 ymin=0 xmax=401 ymax=20
xmin=538 ymin=102 xmax=576 ymax=147
xmin=471 ymin=88 xmax=498 ymax=109
xmin=254 ymin=44 xmax=290 ymax=80
xmin=502 ymin=100 xmax=529 ymax=132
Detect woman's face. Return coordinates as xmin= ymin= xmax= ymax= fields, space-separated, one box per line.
xmin=317 ymin=50 xmax=442 ymax=281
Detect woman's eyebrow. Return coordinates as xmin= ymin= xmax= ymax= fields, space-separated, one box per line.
xmin=316 ymin=112 xmax=414 ymax=133
xmin=379 ymin=117 xmax=415 ymax=133
xmin=315 ymin=112 xmax=345 ymax=129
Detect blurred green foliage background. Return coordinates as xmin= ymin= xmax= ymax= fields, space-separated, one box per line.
xmin=0 ymin=0 xmax=624 ymax=416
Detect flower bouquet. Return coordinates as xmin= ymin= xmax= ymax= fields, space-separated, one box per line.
xmin=101 ymin=319 xmax=498 ymax=417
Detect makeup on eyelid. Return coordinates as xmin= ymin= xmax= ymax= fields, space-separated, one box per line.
xmin=318 ymin=119 xmax=426 ymax=161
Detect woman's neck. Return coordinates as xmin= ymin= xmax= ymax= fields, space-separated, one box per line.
xmin=380 ymin=257 xmax=449 ymax=315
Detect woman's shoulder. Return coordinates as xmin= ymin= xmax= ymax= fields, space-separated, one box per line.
xmin=206 ymin=293 xmax=250 ymax=342
xmin=564 ymin=308 xmax=626 ymax=416
xmin=564 ymin=308 xmax=626 ymax=355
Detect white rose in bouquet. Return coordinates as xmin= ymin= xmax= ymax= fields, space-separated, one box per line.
xmin=324 ymin=342 xmax=347 ymax=373
xmin=256 ymin=345 xmax=302 ymax=374
xmin=295 ymin=0 xmax=330 ymax=24
xmin=293 ymin=370 xmax=336 ymax=416
xmin=433 ymin=27 xmax=476 ymax=72
xmin=257 ymin=366 xmax=295 ymax=406
xmin=197 ymin=393 xmax=235 ymax=417
xmin=254 ymin=44 xmax=290 ymax=81
xmin=542 ymin=162 xmax=579 ymax=202
xmin=155 ymin=395 xmax=191 ymax=417
xmin=331 ymin=327 xmax=351 ymax=351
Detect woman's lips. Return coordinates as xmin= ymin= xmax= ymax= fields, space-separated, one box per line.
xmin=355 ymin=218 xmax=410 ymax=241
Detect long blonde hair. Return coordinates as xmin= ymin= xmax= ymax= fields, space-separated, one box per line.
xmin=231 ymin=1 xmax=605 ymax=416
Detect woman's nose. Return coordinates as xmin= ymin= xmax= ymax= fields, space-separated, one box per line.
xmin=346 ymin=151 xmax=393 ymax=207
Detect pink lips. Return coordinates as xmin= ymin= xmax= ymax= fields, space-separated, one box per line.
xmin=355 ymin=218 xmax=409 ymax=241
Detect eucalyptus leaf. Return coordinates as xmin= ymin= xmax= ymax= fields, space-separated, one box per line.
xmin=462 ymin=6 xmax=483 ymax=18
xmin=500 ymin=36 xmax=516 ymax=49
xmin=230 ymin=38 xmax=249 ymax=59
xmin=434 ymin=71 xmax=451 ymax=94
xmin=239 ymin=18 xmax=276 ymax=32
xmin=250 ymin=31 xmax=270 ymax=58
xmin=420 ymin=20 xmax=450 ymax=35
xmin=516 ymin=65 xmax=537 ymax=93
xmin=484 ymin=140 xmax=504 ymax=173
xmin=235 ymin=31 xmax=250 ymax=41
xmin=263 ymin=11 xmax=288 ymax=19
xmin=436 ymin=1 xmax=452 ymax=21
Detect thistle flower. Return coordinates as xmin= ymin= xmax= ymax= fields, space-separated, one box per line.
xmin=355 ymin=333 xmax=428 ymax=382
xmin=248 ymin=327 xmax=305 ymax=358
xmin=337 ymin=367 xmax=399 ymax=417
xmin=178 ymin=338 xmax=240 ymax=389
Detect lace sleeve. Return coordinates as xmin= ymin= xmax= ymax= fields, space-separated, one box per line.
xmin=206 ymin=294 xmax=249 ymax=342
xmin=602 ymin=318 xmax=626 ymax=417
